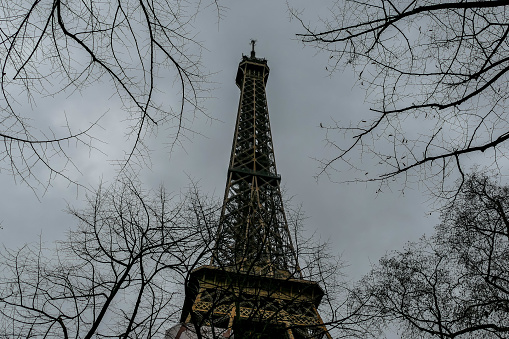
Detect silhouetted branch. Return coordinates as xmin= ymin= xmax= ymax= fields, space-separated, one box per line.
xmin=0 ymin=0 xmax=216 ymax=192
xmin=293 ymin=1 xmax=509 ymax=194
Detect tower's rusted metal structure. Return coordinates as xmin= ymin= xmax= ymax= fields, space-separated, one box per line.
xmin=174 ymin=44 xmax=332 ymax=339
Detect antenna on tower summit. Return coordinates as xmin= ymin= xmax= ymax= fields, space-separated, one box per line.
xmin=250 ymin=39 xmax=256 ymax=58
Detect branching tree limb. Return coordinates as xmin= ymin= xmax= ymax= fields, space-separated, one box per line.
xmin=345 ymin=173 xmax=509 ymax=338
xmin=293 ymin=1 xmax=509 ymax=194
xmin=0 ymin=178 xmax=219 ymax=338
xmin=0 ymin=0 xmax=219 ymax=192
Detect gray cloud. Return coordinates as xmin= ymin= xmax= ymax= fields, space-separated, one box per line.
xmin=1 ymin=0 xmax=439 ymax=310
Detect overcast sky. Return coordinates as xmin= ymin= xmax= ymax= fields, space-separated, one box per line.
xmin=1 ymin=0 xmax=440 ymax=315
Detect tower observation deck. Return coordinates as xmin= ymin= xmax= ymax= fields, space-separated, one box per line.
xmin=168 ymin=44 xmax=332 ymax=339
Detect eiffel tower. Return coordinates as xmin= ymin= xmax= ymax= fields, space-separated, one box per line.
xmin=168 ymin=42 xmax=332 ymax=339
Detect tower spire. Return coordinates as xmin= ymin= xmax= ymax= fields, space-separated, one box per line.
xmin=250 ymin=39 xmax=256 ymax=58
xmin=170 ymin=47 xmax=332 ymax=339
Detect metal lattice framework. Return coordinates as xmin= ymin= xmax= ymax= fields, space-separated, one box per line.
xmin=179 ymin=266 xmax=331 ymax=339
xmin=173 ymin=46 xmax=332 ymax=339
xmin=211 ymin=51 xmax=300 ymax=276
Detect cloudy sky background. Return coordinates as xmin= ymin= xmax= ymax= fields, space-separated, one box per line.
xmin=1 ymin=0 xmax=440 ymax=307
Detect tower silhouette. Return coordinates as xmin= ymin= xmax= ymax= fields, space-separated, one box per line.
xmin=172 ymin=43 xmax=332 ymax=339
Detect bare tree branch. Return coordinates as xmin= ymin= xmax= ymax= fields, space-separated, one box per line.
xmin=293 ymin=1 xmax=509 ymax=195
xmin=0 ymin=0 xmax=217 ymax=193
xmin=344 ymin=173 xmax=509 ymax=338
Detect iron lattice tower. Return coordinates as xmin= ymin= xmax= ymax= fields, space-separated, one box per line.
xmin=174 ymin=44 xmax=332 ymax=339
xmin=212 ymin=44 xmax=299 ymax=275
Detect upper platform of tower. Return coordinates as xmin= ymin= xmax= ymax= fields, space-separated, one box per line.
xmin=235 ymin=47 xmax=270 ymax=88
